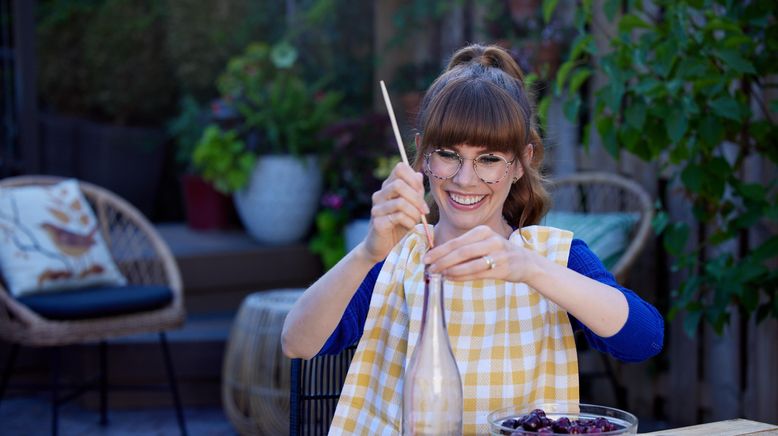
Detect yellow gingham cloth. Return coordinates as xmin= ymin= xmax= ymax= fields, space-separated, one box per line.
xmin=329 ymin=225 xmax=579 ymax=435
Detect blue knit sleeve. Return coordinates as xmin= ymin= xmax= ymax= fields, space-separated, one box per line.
xmin=316 ymin=261 xmax=384 ymax=356
xmin=567 ymin=239 xmax=664 ymax=362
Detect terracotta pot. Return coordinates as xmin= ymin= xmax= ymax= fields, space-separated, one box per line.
xmin=181 ymin=174 xmax=238 ymax=230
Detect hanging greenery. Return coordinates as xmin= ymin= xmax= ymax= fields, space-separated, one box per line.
xmin=549 ymin=0 xmax=778 ymax=336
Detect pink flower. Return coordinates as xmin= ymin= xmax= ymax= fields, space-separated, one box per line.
xmin=321 ymin=193 xmax=344 ymax=209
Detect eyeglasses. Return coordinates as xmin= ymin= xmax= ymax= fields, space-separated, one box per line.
xmin=424 ymin=149 xmax=516 ymax=184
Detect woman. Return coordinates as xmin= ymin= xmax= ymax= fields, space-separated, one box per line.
xmin=282 ymin=43 xmax=663 ymax=434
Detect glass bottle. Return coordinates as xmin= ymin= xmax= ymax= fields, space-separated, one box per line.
xmin=402 ymin=269 xmax=463 ymax=435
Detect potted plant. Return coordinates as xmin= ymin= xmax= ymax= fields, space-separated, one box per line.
xmin=192 ymin=41 xmax=342 ymax=244
xmin=169 ymin=96 xmax=241 ymax=231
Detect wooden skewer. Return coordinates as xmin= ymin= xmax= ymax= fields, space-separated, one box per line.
xmin=379 ymin=80 xmax=435 ymax=249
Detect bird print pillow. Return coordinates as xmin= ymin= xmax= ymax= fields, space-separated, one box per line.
xmin=0 ymin=179 xmax=127 ymax=297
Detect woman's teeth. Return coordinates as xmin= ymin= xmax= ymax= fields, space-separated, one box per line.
xmin=450 ymin=192 xmax=485 ymax=205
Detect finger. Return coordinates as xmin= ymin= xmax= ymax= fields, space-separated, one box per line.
xmin=427 ymin=238 xmax=496 ymax=274
xmin=443 ymin=253 xmax=500 ymax=279
xmin=374 ymin=178 xmax=429 ymax=214
xmin=389 ymin=162 xmax=426 ymax=192
xmin=372 ymin=197 xmax=425 ymax=224
xmin=424 ymin=225 xmax=494 ymax=265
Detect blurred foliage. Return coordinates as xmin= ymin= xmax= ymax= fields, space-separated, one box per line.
xmin=192 ymin=125 xmax=255 ymax=194
xmin=37 ymin=0 xmax=374 ymax=129
xmin=215 ymin=41 xmax=342 ymax=157
xmin=37 ymin=0 xmax=176 ymax=125
xmin=165 ymin=0 xmax=285 ymax=102
xmin=551 ymin=0 xmax=778 ymax=335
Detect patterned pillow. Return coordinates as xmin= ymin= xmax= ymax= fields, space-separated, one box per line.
xmin=542 ymin=211 xmax=640 ymax=269
xmin=0 ymin=179 xmax=127 ymax=297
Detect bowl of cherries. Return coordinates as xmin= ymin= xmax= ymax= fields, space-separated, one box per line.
xmin=487 ymin=403 xmax=638 ymax=435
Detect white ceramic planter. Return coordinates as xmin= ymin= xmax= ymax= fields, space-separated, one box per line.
xmin=234 ymin=154 xmax=322 ymax=244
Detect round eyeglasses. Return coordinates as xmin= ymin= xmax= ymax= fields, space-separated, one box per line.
xmin=424 ymin=149 xmax=516 ymax=184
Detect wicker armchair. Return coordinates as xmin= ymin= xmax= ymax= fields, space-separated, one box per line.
xmin=547 ymin=171 xmax=654 ymax=283
xmin=0 ymin=176 xmax=187 ymax=435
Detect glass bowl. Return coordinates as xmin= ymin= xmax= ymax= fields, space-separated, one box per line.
xmin=487 ymin=403 xmax=638 ymax=435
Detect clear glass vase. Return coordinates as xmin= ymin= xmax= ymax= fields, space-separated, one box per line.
xmin=402 ymin=269 xmax=463 ymax=435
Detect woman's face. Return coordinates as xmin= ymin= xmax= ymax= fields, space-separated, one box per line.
xmin=425 ymin=143 xmax=523 ymax=239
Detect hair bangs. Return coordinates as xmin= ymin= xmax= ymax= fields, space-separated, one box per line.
xmin=420 ymin=78 xmax=528 ymax=156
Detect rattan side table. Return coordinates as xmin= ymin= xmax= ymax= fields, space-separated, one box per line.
xmin=222 ymin=289 xmax=304 ymax=435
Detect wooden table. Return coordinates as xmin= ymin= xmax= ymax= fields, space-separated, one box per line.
xmin=643 ymin=418 xmax=778 ymax=435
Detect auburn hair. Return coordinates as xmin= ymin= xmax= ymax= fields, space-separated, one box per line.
xmin=410 ymin=43 xmax=549 ymax=229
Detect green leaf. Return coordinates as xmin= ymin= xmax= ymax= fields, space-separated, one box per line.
xmin=681 ymin=164 xmax=704 ymax=194
xmin=569 ymin=68 xmax=592 ymax=94
xmin=713 ymin=49 xmax=757 ymax=75
xmin=710 ymin=96 xmax=742 ymax=121
xmin=653 ymin=209 xmax=669 ymax=234
xmin=624 ymin=99 xmax=647 ymax=130
xmin=699 ymin=115 xmax=724 ymax=148
xmin=563 ymin=96 xmax=582 ymax=121
xmin=538 ymin=95 xmax=552 ymax=126
xmin=542 ymin=0 xmax=560 ymax=23
xmin=770 ymin=99 xmax=778 ymax=114
xmin=683 ymin=305 xmax=703 ymax=338
xmin=604 ymin=0 xmax=620 ymax=21
xmin=570 ymin=34 xmax=595 ymax=59
xmin=664 ymin=221 xmax=690 ymax=255
xmin=619 ymin=127 xmax=640 ymax=151
xmin=619 ymin=13 xmax=651 ymax=33
xmin=603 ymin=81 xmax=625 ymax=112
xmin=750 ymin=236 xmax=778 ymax=263
xmin=654 ymin=40 xmax=678 ymax=78
xmin=595 ymin=116 xmax=619 ymax=157
xmin=666 ymin=106 xmax=688 ymax=142
xmin=555 ymin=60 xmax=576 ymax=94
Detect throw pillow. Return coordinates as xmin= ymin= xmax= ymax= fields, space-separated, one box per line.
xmin=542 ymin=211 xmax=640 ymax=269
xmin=0 ymin=179 xmax=127 ymax=297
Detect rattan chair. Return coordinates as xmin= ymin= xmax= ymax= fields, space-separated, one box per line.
xmin=0 ymin=176 xmax=187 ymax=435
xmin=289 ymin=344 xmax=357 ymax=436
xmin=547 ymin=171 xmax=654 ymax=283
xmin=547 ymin=171 xmax=655 ymax=410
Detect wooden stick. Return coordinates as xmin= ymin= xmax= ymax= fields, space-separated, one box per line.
xmin=379 ymin=80 xmax=435 ymax=248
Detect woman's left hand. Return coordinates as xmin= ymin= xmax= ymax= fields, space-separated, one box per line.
xmin=422 ymin=225 xmax=535 ymax=283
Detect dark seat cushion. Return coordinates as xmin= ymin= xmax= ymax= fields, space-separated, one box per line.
xmin=17 ymin=285 xmax=173 ymax=320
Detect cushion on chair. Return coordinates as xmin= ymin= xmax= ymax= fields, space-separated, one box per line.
xmin=16 ymin=284 xmax=173 ymax=320
xmin=542 ymin=211 xmax=640 ymax=269
xmin=0 ymin=179 xmax=127 ymax=297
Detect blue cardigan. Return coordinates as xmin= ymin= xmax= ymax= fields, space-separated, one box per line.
xmin=317 ymin=239 xmax=664 ymax=363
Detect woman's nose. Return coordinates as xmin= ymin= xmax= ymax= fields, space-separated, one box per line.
xmin=452 ymin=160 xmax=480 ymax=186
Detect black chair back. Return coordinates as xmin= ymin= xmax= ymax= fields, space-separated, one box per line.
xmin=289 ymin=345 xmax=357 ymax=435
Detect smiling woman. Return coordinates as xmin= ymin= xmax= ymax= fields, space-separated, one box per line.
xmin=281 ymin=43 xmax=663 ymax=435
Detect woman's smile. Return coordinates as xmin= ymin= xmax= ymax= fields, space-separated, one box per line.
xmin=448 ymin=191 xmax=487 ymax=208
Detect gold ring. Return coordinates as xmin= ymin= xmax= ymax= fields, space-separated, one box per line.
xmin=483 ymin=255 xmax=496 ymax=270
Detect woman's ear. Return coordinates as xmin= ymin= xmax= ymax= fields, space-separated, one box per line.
xmin=525 ymin=143 xmax=535 ymax=163
xmin=415 ymin=133 xmax=421 ymax=148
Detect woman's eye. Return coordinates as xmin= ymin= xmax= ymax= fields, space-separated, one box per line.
xmin=437 ymin=150 xmax=460 ymax=161
xmin=477 ymin=155 xmax=503 ymax=165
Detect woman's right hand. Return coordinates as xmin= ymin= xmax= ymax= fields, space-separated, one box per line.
xmin=361 ymin=162 xmax=429 ymax=262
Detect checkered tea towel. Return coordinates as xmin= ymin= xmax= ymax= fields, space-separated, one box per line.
xmin=329 ymin=225 xmax=579 ymax=435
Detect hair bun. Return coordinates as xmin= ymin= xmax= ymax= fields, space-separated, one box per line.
xmin=447 ymin=44 xmax=524 ymax=82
